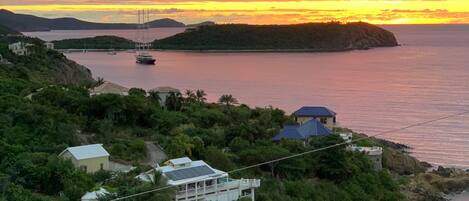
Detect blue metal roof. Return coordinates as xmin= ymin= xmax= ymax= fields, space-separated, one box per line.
xmin=272 ymin=119 xmax=332 ymax=141
xmin=292 ymin=106 xmax=336 ymax=117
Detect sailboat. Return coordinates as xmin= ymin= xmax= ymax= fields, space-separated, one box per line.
xmin=135 ymin=10 xmax=156 ymax=65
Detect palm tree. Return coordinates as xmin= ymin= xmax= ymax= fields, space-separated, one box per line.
xmin=184 ymin=89 xmax=197 ymax=104
xmin=218 ymin=94 xmax=238 ymax=106
xmin=195 ymin=89 xmax=207 ymax=103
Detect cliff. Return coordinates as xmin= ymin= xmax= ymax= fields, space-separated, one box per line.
xmin=154 ymin=22 xmax=398 ymax=51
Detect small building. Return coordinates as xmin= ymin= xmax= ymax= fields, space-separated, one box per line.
xmin=149 ymin=86 xmax=180 ymax=105
xmin=272 ymin=119 xmax=332 ymax=145
xmin=8 ymin=42 xmax=32 ymax=56
xmin=138 ymin=157 xmax=260 ymax=201
xmin=339 ymin=132 xmax=353 ymax=144
xmin=81 ymin=188 xmax=110 ymax=201
xmin=292 ymin=106 xmax=337 ymax=128
xmin=59 ymin=144 xmax=110 ymax=173
xmin=45 ymin=42 xmax=55 ymax=50
xmin=90 ymin=81 xmax=129 ymax=96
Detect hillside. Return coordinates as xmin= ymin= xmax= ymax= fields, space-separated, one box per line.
xmin=0 ymin=24 xmax=19 ymax=35
xmin=154 ymin=22 xmax=398 ymax=51
xmin=0 ymin=9 xmax=185 ymax=32
xmin=52 ymin=36 xmax=135 ymax=50
xmin=0 ymin=36 xmax=93 ymax=84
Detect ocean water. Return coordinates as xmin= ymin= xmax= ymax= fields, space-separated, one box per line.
xmin=27 ymin=25 xmax=469 ymax=169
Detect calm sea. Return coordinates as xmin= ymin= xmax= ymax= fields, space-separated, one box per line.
xmin=24 ymin=25 xmax=469 ymax=170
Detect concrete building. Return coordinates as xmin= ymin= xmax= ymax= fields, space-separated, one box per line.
xmin=90 ymin=81 xmax=129 ymax=96
xmin=272 ymin=119 xmax=332 ymax=145
xmin=292 ymin=106 xmax=337 ymax=128
xmin=8 ymin=42 xmax=32 ymax=56
xmin=45 ymin=42 xmax=55 ymax=50
xmin=59 ymin=144 xmax=110 ymax=173
xmin=150 ymin=86 xmax=180 ymax=105
xmin=138 ymin=157 xmax=261 ymax=201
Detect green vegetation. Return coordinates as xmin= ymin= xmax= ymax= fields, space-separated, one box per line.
xmin=0 ymin=24 xmax=18 ymax=35
xmin=53 ymin=36 xmax=134 ymax=50
xmin=154 ymin=22 xmax=398 ymax=51
xmin=0 ymin=34 xmax=433 ymax=201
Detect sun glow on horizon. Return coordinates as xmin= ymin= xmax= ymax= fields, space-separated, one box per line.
xmin=2 ymin=0 xmax=469 ymax=25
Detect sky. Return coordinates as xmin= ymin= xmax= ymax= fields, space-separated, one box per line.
xmin=1 ymin=0 xmax=469 ymax=25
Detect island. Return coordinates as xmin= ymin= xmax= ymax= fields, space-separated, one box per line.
xmin=153 ymin=22 xmax=399 ymax=51
xmin=52 ymin=36 xmax=135 ymax=50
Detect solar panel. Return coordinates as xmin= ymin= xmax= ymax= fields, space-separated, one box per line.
xmin=165 ymin=165 xmax=215 ymax=181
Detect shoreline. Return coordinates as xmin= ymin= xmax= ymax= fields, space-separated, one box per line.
xmin=59 ymin=46 xmax=400 ymax=54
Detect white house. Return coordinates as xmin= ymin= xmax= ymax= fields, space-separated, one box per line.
xmin=81 ymin=188 xmax=110 ymax=201
xmin=45 ymin=42 xmax=55 ymax=50
xmin=149 ymin=86 xmax=180 ymax=105
xmin=138 ymin=157 xmax=261 ymax=201
xmin=59 ymin=144 xmax=110 ymax=173
xmin=8 ymin=42 xmax=32 ymax=56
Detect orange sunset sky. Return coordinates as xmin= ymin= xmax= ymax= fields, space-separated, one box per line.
xmin=1 ymin=0 xmax=469 ymax=24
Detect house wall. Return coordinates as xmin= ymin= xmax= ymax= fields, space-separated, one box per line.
xmin=367 ymin=154 xmax=382 ymax=171
xmin=76 ymin=156 xmax=110 ymax=173
xmin=60 ymin=151 xmax=109 ymax=173
xmin=158 ymin=92 xmax=170 ymax=105
xmin=295 ymin=116 xmax=335 ymax=128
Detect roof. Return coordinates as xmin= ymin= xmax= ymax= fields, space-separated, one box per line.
xmin=272 ymin=119 xmax=332 ymax=141
xmin=81 ymin=188 xmax=109 ymax=200
xmin=293 ymin=106 xmax=336 ymax=117
xmin=91 ymin=81 xmax=129 ymax=95
xmin=59 ymin=144 xmax=110 ymax=160
xmin=154 ymin=157 xmax=227 ymax=185
xmin=150 ymin=86 xmax=180 ymax=93
xmin=167 ymin=157 xmax=192 ymax=166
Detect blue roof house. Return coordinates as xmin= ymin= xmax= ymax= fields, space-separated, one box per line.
xmin=272 ymin=119 xmax=332 ymax=145
xmin=292 ymin=106 xmax=337 ymax=128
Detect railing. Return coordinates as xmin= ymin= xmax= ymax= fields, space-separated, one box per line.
xmin=175 ymin=178 xmax=261 ymax=197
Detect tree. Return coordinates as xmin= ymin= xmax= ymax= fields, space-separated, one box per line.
xmin=129 ymin=88 xmax=147 ymax=97
xmin=218 ymin=94 xmax=238 ymax=106
xmin=184 ymin=90 xmax=197 ymax=104
xmin=195 ymin=89 xmax=207 ymax=103
xmin=165 ymin=92 xmax=183 ymax=111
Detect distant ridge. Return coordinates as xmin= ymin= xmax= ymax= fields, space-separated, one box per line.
xmin=0 ymin=9 xmax=186 ymax=32
xmin=186 ymin=21 xmax=216 ymax=27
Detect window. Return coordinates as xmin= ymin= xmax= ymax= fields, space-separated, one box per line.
xmin=80 ymin=165 xmax=87 ymax=172
xmin=320 ymin=118 xmax=327 ymax=124
xmin=100 ymin=163 xmax=104 ymax=170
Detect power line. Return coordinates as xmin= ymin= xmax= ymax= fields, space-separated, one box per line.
xmin=111 ymin=110 xmax=469 ymax=200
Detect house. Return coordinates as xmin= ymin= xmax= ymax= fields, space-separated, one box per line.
xmin=137 ymin=157 xmax=260 ymax=201
xmin=81 ymin=188 xmax=110 ymax=201
xmin=90 ymin=81 xmax=129 ymax=96
xmin=0 ymin=54 xmax=10 ymax=65
xmin=292 ymin=106 xmax=337 ymax=128
xmin=272 ymin=119 xmax=332 ymax=145
xmin=45 ymin=42 xmax=55 ymax=50
xmin=59 ymin=144 xmax=110 ymax=173
xmin=149 ymin=86 xmax=180 ymax=105
xmin=8 ymin=42 xmax=32 ymax=56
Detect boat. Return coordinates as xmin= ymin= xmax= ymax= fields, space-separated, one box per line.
xmin=135 ymin=10 xmax=156 ymax=65
xmin=136 ymin=52 xmax=156 ymax=65
xmin=107 ymin=49 xmax=117 ymax=55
